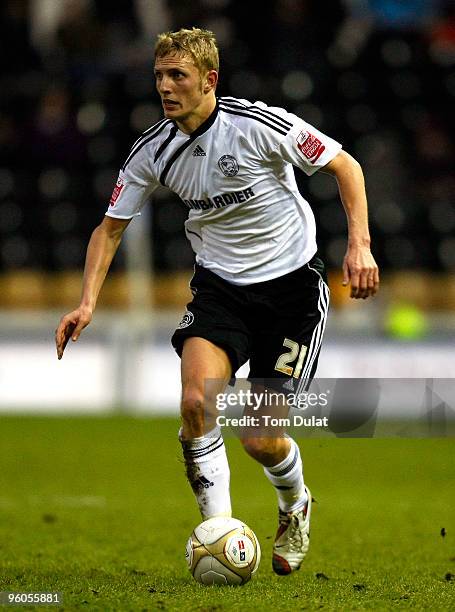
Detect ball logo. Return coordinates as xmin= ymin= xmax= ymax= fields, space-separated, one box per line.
xmin=238 ymin=539 xmax=246 ymax=561
xmin=178 ymin=310 xmax=194 ymax=329
xmin=225 ymin=534 xmax=252 ymax=567
xmin=218 ymin=155 xmax=239 ymax=177
xmin=187 ymin=517 xmax=261 ymax=585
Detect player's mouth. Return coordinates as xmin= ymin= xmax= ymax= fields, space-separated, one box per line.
xmin=162 ymin=99 xmax=180 ymax=111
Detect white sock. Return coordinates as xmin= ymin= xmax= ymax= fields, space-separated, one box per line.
xmin=180 ymin=426 xmax=232 ymax=520
xmin=263 ymin=438 xmax=308 ymax=512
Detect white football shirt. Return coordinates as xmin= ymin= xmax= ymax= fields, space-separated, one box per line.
xmin=106 ymin=96 xmax=342 ymax=285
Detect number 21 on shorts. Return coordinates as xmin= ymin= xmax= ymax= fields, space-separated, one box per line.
xmin=274 ymin=338 xmax=308 ymax=378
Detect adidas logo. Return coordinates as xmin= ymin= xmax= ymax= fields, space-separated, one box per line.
xmin=192 ymin=145 xmax=206 ymax=156
xmin=192 ymin=475 xmax=214 ymax=489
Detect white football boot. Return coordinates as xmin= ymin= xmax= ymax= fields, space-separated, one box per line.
xmin=272 ymin=487 xmax=312 ymax=575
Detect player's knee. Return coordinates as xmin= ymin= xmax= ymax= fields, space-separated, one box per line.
xmin=181 ymin=389 xmax=206 ymax=436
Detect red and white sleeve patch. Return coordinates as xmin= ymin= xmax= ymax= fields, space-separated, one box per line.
xmin=296 ymin=131 xmax=326 ymax=164
xmin=109 ymin=176 xmax=125 ymax=207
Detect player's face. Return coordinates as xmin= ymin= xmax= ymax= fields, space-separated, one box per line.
xmin=154 ymin=53 xmax=212 ymax=131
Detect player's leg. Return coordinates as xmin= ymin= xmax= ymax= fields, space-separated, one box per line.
xmin=180 ymin=337 xmax=231 ymax=438
xmin=179 ymin=336 xmax=233 ymax=519
xmin=238 ymin=393 xmax=310 ymax=575
xmin=171 ymin=265 xmax=250 ymax=519
xmin=245 ymin=256 xmax=330 ymax=573
xmin=239 ymin=389 xmax=308 ymax=514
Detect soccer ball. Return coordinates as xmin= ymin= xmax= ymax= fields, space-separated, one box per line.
xmin=185 ymin=516 xmax=261 ymax=585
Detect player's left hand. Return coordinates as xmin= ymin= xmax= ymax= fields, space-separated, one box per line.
xmin=342 ymin=244 xmax=379 ymax=299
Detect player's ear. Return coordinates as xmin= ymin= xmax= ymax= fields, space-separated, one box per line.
xmin=203 ymin=70 xmax=218 ymax=93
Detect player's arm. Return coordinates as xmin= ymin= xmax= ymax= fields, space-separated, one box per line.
xmin=322 ymin=150 xmax=379 ymax=299
xmin=55 ymin=215 xmax=131 ymax=359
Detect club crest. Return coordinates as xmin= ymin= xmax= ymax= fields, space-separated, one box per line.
xmin=178 ymin=310 xmax=194 ymax=329
xmin=218 ymin=155 xmax=239 ymax=177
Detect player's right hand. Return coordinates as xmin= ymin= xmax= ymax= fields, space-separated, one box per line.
xmin=55 ymin=307 xmax=93 ymax=360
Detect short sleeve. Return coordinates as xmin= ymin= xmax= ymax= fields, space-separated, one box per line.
xmin=105 ymin=143 xmax=159 ymax=219
xmin=251 ymin=101 xmax=342 ymax=176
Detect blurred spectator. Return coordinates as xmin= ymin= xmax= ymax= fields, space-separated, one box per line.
xmin=25 ymin=85 xmax=87 ymax=169
xmin=0 ymin=0 xmax=41 ymax=75
xmin=0 ymin=0 xmax=453 ymax=273
xmin=54 ymin=0 xmax=107 ymax=82
xmin=271 ymin=0 xmax=346 ymax=72
xmin=428 ymin=0 xmax=455 ymax=63
xmin=345 ymin=0 xmax=443 ymax=29
xmin=0 ymin=113 xmax=20 ymax=166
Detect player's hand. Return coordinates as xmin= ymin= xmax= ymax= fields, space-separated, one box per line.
xmin=342 ymin=244 xmax=379 ymax=299
xmin=55 ymin=306 xmax=93 ymax=359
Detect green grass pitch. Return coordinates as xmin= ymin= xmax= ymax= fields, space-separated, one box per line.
xmin=0 ymin=416 xmax=454 ymax=611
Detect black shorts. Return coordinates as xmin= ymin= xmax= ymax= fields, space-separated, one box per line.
xmin=171 ymin=256 xmax=330 ymax=392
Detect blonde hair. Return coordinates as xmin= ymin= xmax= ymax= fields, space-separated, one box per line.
xmin=155 ymin=27 xmax=219 ymax=77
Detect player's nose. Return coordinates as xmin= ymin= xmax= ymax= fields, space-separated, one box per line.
xmin=158 ymin=75 xmax=172 ymax=94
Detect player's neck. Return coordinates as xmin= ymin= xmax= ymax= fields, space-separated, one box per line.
xmin=175 ymin=94 xmax=217 ymax=135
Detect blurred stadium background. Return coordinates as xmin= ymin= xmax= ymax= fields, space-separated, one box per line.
xmin=1 ymin=0 xmax=454 ymax=413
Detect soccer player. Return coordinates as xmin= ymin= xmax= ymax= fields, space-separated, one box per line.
xmin=55 ymin=28 xmax=379 ymax=575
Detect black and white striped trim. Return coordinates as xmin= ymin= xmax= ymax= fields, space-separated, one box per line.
xmin=122 ymin=119 xmax=172 ymax=171
xmin=154 ymin=125 xmax=178 ymax=162
xmin=220 ymin=97 xmax=293 ymax=131
xmin=182 ymin=435 xmax=224 ymax=460
xmin=295 ymin=264 xmax=330 ymax=395
xmin=219 ymin=102 xmax=290 ymax=137
xmin=268 ymin=446 xmax=299 ymax=477
xmin=159 ymin=138 xmax=194 ymax=185
xmin=130 ymin=118 xmax=169 ymax=150
xmin=159 ymin=101 xmax=220 ymax=186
